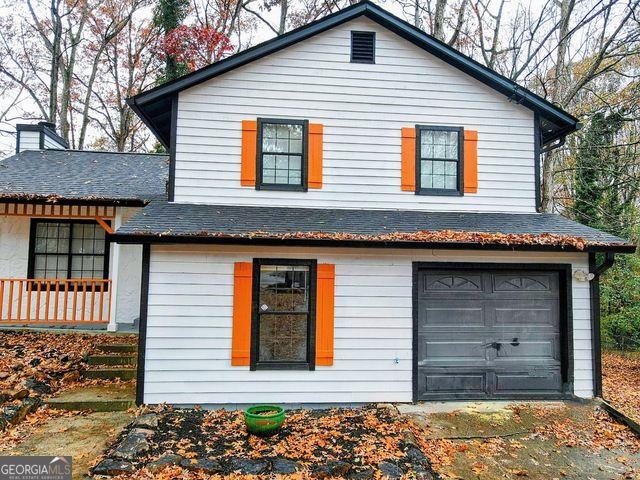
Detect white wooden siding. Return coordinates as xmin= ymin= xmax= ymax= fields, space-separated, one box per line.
xmin=144 ymin=245 xmax=592 ymax=406
xmin=174 ymin=17 xmax=536 ymax=212
xmin=42 ymin=133 xmax=66 ymax=150
xmin=17 ymin=131 xmax=40 ymax=152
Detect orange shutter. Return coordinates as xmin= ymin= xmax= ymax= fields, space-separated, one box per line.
xmin=463 ymin=130 xmax=478 ymax=193
xmin=315 ymin=264 xmax=335 ymax=366
xmin=241 ymin=120 xmax=257 ymax=186
xmin=308 ymin=123 xmax=324 ymax=189
xmin=401 ymin=128 xmax=416 ymax=191
xmin=231 ymin=262 xmax=253 ymax=366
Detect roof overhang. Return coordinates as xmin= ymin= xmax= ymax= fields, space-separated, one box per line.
xmin=128 ymin=0 xmax=579 ymax=148
xmin=110 ymin=232 xmax=636 ymax=254
xmin=0 ymin=195 xmax=148 ymax=207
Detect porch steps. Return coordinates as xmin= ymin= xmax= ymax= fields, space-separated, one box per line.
xmin=44 ymin=384 xmax=135 ymax=412
xmin=83 ymin=367 xmax=137 ymax=381
xmin=86 ymin=354 xmax=137 ymax=366
xmin=95 ymin=343 xmax=137 ymax=354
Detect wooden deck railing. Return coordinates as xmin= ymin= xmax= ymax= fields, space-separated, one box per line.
xmin=0 ymin=278 xmax=111 ymax=325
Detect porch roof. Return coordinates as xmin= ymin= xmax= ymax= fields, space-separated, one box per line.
xmin=112 ymin=202 xmax=636 ymax=253
xmin=0 ymin=149 xmax=168 ymax=206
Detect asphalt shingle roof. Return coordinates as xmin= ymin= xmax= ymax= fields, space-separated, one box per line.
xmin=0 ymin=149 xmax=168 ymax=204
xmin=114 ymin=202 xmax=635 ymax=252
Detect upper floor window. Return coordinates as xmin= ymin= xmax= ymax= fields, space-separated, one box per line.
xmin=28 ymin=220 xmax=109 ymax=280
xmin=417 ymin=125 xmax=463 ymax=196
xmin=257 ymin=118 xmax=308 ymax=191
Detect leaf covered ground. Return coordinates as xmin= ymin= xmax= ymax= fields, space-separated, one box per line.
xmin=603 ymin=350 xmax=640 ymax=422
xmin=0 ymin=329 xmax=136 ymax=402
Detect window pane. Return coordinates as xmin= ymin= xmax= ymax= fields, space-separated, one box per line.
xmin=259 ymin=265 xmax=309 ymax=312
xmin=261 ymin=122 xmax=304 ymax=185
xmin=421 ymin=128 xmax=458 ymax=160
xmin=259 ymin=314 xmax=308 ymax=362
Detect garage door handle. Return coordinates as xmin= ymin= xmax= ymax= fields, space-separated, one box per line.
xmin=511 ymin=338 xmax=520 ymax=346
xmin=483 ymin=342 xmax=501 ymax=350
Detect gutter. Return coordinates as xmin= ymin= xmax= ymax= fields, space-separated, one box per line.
xmin=589 ymin=252 xmax=617 ymax=397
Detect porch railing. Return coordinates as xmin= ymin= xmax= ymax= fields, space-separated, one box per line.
xmin=0 ymin=278 xmax=111 ymax=325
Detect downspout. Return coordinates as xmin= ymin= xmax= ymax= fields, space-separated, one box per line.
xmin=589 ymin=252 xmax=616 ymax=397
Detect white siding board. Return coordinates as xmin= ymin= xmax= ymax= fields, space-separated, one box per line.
xmin=174 ymin=17 xmax=536 ymax=212
xmin=145 ymin=245 xmax=594 ymax=405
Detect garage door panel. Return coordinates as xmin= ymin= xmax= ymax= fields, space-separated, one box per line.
xmin=495 ymin=370 xmax=562 ymax=393
xmin=422 ymin=272 xmax=483 ymax=293
xmin=420 ymin=299 xmax=485 ymax=327
xmin=491 ymin=273 xmax=558 ymax=293
xmin=416 ymin=268 xmax=563 ymax=399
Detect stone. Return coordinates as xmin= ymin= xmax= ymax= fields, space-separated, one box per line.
xmin=226 ymin=457 xmax=270 ymax=475
xmin=348 ymin=467 xmax=375 ymax=479
xmin=146 ymin=453 xmax=183 ymax=473
xmin=2 ymin=397 xmax=41 ymax=426
xmin=378 ymin=462 xmax=403 ymax=479
xmin=412 ymin=466 xmax=435 ymax=480
xmin=25 ymin=378 xmax=52 ymax=395
xmin=93 ymin=459 xmax=135 ymax=476
xmin=179 ymin=458 xmax=223 ymax=474
xmin=312 ymin=460 xmax=351 ymax=478
xmin=405 ymin=446 xmax=428 ymax=466
xmin=133 ymin=413 xmax=158 ymax=429
xmin=377 ymin=403 xmax=400 ymax=417
xmin=271 ymin=458 xmax=300 ymax=474
xmin=11 ymin=388 xmax=29 ymax=400
xmin=112 ymin=433 xmax=150 ymax=460
xmin=131 ymin=428 xmax=155 ymax=437
xmin=29 ymin=358 xmax=42 ymax=367
xmin=0 ymin=391 xmax=11 ymax=403
xmin=401 ymin=429 xmax=420 ymax=448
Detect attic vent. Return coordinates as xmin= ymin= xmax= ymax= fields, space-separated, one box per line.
xmin=351 ymin=31 xmax=375 ymax=64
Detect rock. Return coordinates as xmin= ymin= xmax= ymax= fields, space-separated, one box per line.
xmin=11 ymin=388 xmax=29 ymax=400
xmin=133 ymin=413 xmax=158 ymax=429
xmin=378 ymin=462 xmax=403 ymax=479
xmin=29 ymin=358 xmax=42 ymax=367
xmin=146 ymin=453 xmax=183 ymax=473
xmin=272 ymin=458 xmax=300 ymax=474
xmin=2 ymin=397 xmax=41 ymax=426
xmin=93 ymin=459 xmax=135 ymax=475
xmin=179 ymin=458 xmax=223 ymax=474
xmin=0 ymin=391 xmax=11 ymax=403
xmin=348 ymin=467 xmax=375 ymax=479
xmin=25 ymin=378 xmax=52 ymax=395
xmin=312 ymin=460 xmax=351 ymax=478
xmin=131 ymin=428 xmax=154 ymax=437
xmin=226 ymin=457 xmax=270 ymax=475
xmin=401 ymin=429 xmax=420 ymax=448
xmin=377 ymin=403 xmax=400 ymax=417
xmin=22 ymin=396 xmax=42 ymax=412
xmin=412 ymin=466 xmax=435 ymax=480
xmin=405 ymin=446 xmax=428 ymax=466
xmin=112 ymin=433 xmax=150 ymax=460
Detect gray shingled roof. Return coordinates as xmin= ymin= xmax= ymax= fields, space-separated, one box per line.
xmin=0 ymin=149 xmax=168 ymax=204
xmin=114 ymin=202 xmax=635 ymax=252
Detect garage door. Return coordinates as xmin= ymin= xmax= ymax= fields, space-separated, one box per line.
xmin=416 ymin=268 xmax=563 ymax=400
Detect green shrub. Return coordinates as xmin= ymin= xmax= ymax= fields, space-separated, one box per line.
xmin=602 ymin=306 xmax=640 ymax=350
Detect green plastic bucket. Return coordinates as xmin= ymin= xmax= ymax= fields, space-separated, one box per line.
xmin=244 ymin=405 xmax=285 ymax=435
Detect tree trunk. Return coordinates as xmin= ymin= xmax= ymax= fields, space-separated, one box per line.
xmin=278 ymin=0 xmax=288 ymax=35
xmin=433 ymin=0 xmax=447 ymax=41
xmin=48 ymin=0 xmax=62 ymax=124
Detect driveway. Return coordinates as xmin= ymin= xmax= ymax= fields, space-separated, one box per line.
xmin=399 ymin=401 xmax=640 ymax=479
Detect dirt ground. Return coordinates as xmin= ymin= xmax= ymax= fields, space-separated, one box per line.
xmin=0 ymin=407 xmax=133 ymax=480
xmin=603 ymin=350 xmax=640 ymax=422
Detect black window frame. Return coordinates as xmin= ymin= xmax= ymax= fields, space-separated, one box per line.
xmin=415 ymin=125 xmax=464 ymax=197
xmin=250 ymin=258 xmax=317 ymax=371
xmin=256 ymin=118 xmax=309 ymax=192
xmin=27 ymin=218 xmax=111 ymax=290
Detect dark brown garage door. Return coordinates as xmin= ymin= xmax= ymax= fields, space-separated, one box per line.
xmin=416 ymin=267 xmax=563 ymax=400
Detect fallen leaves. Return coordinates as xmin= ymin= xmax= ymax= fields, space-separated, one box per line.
xmin=602 ymin=351 xmax=640 ymax=422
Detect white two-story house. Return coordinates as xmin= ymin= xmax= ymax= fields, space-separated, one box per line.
xmin=1 ymin=1 xmax=633 ymax=407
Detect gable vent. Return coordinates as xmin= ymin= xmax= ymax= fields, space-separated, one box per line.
xmin=351 ymin=31 xmax=375 ymax=64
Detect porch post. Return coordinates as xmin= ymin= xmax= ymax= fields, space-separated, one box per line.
xmin=107 ymin=210 xmax=123 ymax=332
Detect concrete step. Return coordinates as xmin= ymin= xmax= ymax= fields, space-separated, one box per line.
xmin=84 ymin=368 xmax=136 ymax=381
xmin=87 ymin=354 xmax=137 ymax=367
xmin=44 ymin=384 xmax=136 ymax=412
xmin=95 ymin=344 xmax=137 ymax=354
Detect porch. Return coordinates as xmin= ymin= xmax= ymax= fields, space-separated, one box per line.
xmin=0 ymin=202 xmax=142 ymax=330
